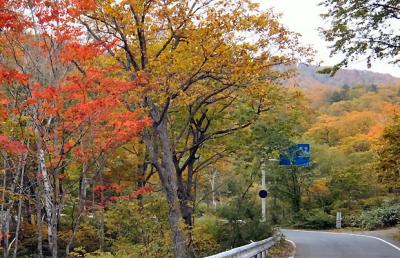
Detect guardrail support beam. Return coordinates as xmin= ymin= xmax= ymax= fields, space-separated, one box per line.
xmin=205 ymin=232 xmax=282 ymax=258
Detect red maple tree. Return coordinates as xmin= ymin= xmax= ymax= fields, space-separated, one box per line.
xmin=0 ymin=1 xmax=151 ymax=256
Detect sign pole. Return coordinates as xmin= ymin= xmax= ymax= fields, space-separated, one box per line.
xmin=261 ymin=161 xmax=267 ymax=222
xmin=260 ymin=159 xmax=278 ymax=222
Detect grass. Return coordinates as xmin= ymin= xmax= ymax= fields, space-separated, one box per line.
xmin=267 ymin=238 xmax=295 ymax=258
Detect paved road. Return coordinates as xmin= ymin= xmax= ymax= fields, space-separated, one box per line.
xmin=283 ymin=229 xmax=400 ymax=258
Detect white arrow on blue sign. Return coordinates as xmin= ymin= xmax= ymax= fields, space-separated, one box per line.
xmin=279 ymin=144 xmax=311 ymax=167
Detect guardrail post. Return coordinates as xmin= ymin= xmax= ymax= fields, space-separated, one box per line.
xmin=262 ymin=250 xmax=266 ymax=258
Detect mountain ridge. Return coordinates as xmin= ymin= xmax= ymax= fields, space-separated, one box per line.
xmin=285 ymin=64 xmax=400 ymax=89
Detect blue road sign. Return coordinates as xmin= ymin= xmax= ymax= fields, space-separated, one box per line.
xmin=279 ymin=144 xmax=311 ymax=167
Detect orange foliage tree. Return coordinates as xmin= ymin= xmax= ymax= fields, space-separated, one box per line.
xmin=0 ymin=1 xmax=149 ymax=256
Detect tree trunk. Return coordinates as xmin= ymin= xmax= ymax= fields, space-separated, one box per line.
xmin=210 ymin=170 xmax=217 ymax=210
xmin=12 ymin=193 xmax=23 ymax=258
xmin=143 ymin=101 xmax=188 ymax=258
xmin=66 ymin=161 xmax=88 ymax=256
xmin=177 ymin=172 xmax=193 ymax=228
xmin=290 ymin=168 xmax=301 ymax=213
xmin=2 ymin=211 xmax=10 ymax=258
xmin=1 ymin=155 xmax=7 ymax=257
xmin=98 ymin=154 xmax=106 ymax=251
xmin=79 ymin=161 xmax=88 ymax=211
xmin=13 ymin=152 xmax=26 ymax=258
xmin=137 ymin=141 xmax=148 ymax=190
xmin=36 ymin=131 xmax=57 ymax=258
xmin=157 ymin=121 xmax=188 ymax=258
xmin=176 ymin=157 xmax=196 ymax=252
xmin=35 ymin=187 xmax=44 ymax=258
xmin=174 ymin=120 xmax=207 ymax=231
xmin=1 ymin=154 xmax=24 ymax=258
xmin=38 ymin=147 xmax=57 ymax=257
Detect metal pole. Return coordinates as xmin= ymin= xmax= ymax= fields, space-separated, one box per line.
xmin=261 ymin=159 xmax=278 ymax=222
xmin=261 ymin=161 xmax=266 ymax=222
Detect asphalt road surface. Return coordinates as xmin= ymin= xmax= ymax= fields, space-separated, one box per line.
xmin=283 ymin=229 xmax=400 ymax=258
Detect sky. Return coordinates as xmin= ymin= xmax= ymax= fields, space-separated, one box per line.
xmin=260 ymin=0 xmax=400 ymax=77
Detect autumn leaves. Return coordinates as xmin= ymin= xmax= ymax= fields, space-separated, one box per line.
xmin=0 ymin=1 xmax=311 ymax=257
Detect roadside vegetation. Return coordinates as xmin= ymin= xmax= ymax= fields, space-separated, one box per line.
xmin=279 ymin=85 xmax=400 ymax=232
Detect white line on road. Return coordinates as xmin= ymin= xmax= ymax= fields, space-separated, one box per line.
xmin=285 ymin=239 xmax=296 ymax=258
xmin=284 ymin=229 xmax=400 ymax=253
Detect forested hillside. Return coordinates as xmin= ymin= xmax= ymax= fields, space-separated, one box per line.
xmin=286 ymin=64 xmax=399 ymax=89
xmin=275 ymin=83 xmax=400 ymax=229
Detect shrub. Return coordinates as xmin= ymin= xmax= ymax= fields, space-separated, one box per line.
xmin=214 ymin=197 xmax=272 ymax=249
xmin=295 ymin=209 xmax=335 ymax=229
xmin=192 ymin=216 xmax=222 ymax=257
xmin=359 ymin=202 xmax=400 ymax=230
xmin=100 ymin=195 xmax=172 ymax=257
xmin=341 ymin=214 xmax=361 ymax=228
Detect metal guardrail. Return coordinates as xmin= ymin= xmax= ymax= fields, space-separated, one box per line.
xmin=205 ymin=231 xmax=283 ymax=258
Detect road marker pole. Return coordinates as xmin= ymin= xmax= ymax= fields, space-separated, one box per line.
xmin=336 ymin=212 xmax=342 ymax=229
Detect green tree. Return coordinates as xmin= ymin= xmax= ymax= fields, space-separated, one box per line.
xmin=328 ymin=85 xmax=351 ymax=103
xmin=366 ymin=84 xmax=378 ymax=93
xmin=320 ymin=0 xmax=400 ymax=73
xmin=377 ymin=114 xmax=400 ymax=193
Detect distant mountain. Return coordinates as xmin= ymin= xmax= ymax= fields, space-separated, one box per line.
xmin=284 ymin=64 xmax=400 ymax=89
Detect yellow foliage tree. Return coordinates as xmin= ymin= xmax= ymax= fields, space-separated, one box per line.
xmin=72 ymin=1 xmax=311 ymax=256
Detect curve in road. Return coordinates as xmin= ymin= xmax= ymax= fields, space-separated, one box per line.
xmin=283 ymin=229 xmax=400 ymax=258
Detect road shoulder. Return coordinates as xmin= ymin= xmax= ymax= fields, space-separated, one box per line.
xmin=267 ymin=238 xmax=296 ymax=258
